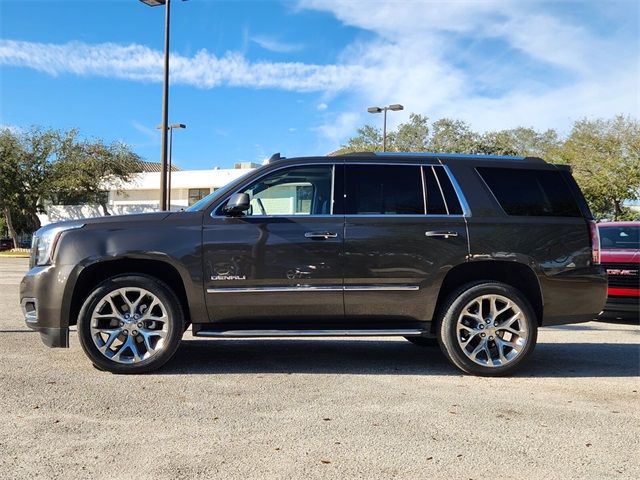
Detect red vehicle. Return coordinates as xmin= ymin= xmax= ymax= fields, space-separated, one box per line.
xmin=598 ymin=222 xmax=639 ymax=321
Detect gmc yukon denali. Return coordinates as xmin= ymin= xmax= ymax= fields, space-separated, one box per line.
xmin=20 ymin=153 xmax=607 ymax=376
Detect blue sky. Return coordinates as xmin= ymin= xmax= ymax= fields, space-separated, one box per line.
xmin=1 ymin=0 xmax=638 ymax=170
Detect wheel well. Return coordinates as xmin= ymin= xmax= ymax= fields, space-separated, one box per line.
xmin=432 ymin=261 xmax=543 ymax=331
xmin=69 ymin=259 xmax=191 ymax=326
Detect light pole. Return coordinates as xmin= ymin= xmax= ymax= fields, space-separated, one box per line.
xmin=157 ymin=123 xmax=186 ymax=210
xmin=367 ymin=104 xmax=404 ymax=152
xmin=139 ymin=0 xmax=186 ymax=210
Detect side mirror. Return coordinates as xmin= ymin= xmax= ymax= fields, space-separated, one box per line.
xmin=223 ymin=193 xmax=251 ymax=216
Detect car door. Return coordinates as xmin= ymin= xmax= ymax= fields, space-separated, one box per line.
xmin=343 ymin=162 xmax=469 ymax=322
xmin=202 ymin=162 xmax=345 ymax=323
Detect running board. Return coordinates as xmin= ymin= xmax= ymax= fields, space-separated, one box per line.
xmin=193 ymin=328 xmax=427 ymax=338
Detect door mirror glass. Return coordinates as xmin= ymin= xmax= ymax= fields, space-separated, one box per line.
xmin=223 ymin=193 xmax=251 ymax=216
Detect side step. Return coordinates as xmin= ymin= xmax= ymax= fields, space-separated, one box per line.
xmin=193 ymin=328 xmax=427 ymax=338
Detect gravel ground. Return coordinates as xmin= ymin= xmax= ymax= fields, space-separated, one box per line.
xmin=0 ymin=257 xmax=638 ymax=479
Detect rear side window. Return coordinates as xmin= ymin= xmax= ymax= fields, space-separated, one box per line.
xmin=477 ymin=167 xmax=582 ymax=217
xmin=345 ymin=165 xmax=424 ymax=214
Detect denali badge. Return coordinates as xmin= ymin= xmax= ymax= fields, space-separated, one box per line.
xmin=606 ymin=269 xmax=638 ymax=276
xmin=211 ymin=275 xmax=247 ymax=281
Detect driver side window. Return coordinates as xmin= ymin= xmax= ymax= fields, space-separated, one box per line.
xmin=238 ymin=165 xmax=334 ymax=216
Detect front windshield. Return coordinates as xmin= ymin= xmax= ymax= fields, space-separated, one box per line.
xmin=186 ymin=169 xmax=256 ymax=212
xmin=599 ymin=225 xmax=639 ymax=249
xmin=185 ymin=188 xmax=228 ymax=212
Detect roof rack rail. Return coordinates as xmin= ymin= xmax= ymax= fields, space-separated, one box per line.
xmin=336 ymin=151 xmax=374 ymax=157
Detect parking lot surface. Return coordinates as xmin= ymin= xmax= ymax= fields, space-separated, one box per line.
xmin=0 ymin=257 xmax=638 ymax=479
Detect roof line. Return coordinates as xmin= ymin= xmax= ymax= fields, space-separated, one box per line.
xmin=374 ymin=152 xmax=528 ymax=160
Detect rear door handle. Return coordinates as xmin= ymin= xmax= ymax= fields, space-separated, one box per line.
xmin=305 ymin=232 xmax=338 ymax=240
xmin=425 ymin=231 xmax=458 ymax=239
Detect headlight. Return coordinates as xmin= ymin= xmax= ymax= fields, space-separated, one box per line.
xmin=33 ymin=223 xmax=84 ymax=266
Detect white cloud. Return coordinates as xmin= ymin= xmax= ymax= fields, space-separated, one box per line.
xmin=1 ymin=0 xmax=638 ymax=151
xmin=251 ymin=35 xmax=305 ymax=53
xmin=0 ymin=39 xmax=362 ymax=93
xmin=131 ymin=120 xmax=157 ymax=140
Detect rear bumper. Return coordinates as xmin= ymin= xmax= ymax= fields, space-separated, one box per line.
xmin=540 ymin=266 xmax=608 ymax=326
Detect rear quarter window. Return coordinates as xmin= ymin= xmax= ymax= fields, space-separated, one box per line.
xmin=477 ymin=167 xmax=582 ymax=217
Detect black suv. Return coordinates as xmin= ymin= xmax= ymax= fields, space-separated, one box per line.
xmin=20 ymin=153 xmax=607 ymax=376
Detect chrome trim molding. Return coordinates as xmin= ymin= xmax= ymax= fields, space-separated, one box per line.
xmin=442 ymin=164 xmax=472 ymax=217
xmin=207 ymin=284 xmax=420 ymax=294
xmin=343 ymin=285 xmax=420 ymax=291
xmin=194 ymin=328 xmax=427 ymax=338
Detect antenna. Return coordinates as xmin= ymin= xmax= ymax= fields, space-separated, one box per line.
xmin=268 ymin=152 xmax=286 ymax=163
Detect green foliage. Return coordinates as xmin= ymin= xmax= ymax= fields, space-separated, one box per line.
xmin=338 ymin=114 xmax=640 ymax=220
xmin=559 ymin=115 xmax=640 ymax=221
xmin=0 ymin=126 xmax=141 ymax=236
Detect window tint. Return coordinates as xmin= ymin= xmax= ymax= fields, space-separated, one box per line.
xmin=345 ymin=165 xmax=424 ymax=215
xmin=423 ymin=167 xmax=447 ymax=215
xmin=599 ymin=225 xmax=639 ymax=249
xmin=477 ymin=167 xmax=582 ymax=217
xmin=239 ymin=165 xmax=333 ymax=216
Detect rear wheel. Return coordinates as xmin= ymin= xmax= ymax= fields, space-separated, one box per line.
xmin=437 ymin=282 xmax=537 ymax=376
xmin=77 ymin=275 xmax=184 ymax=374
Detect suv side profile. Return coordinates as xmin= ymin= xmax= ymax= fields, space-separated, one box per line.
xmin=20 ymin=153 xmax=607 ymax=376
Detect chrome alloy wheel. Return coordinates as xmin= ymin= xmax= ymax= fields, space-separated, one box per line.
xmin=456 ymin=294 xmax=529 ymax=368
xmin=89 ymin=287 xmax=169 ymax=364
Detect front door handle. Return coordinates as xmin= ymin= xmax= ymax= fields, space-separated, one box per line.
xmin=305 ymin=232 xmax=338 ymax=240
xmin=425 ymin=231 xmax=458 ymax=239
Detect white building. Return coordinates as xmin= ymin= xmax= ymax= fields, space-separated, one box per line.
xmin=39 ymin=162 xmax=258 ymax=225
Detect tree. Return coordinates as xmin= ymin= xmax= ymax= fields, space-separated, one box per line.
xmin=477 ymin=127 xmax=561 ymax=157
xmin=0 ymin=128 xmax=23 ymax=247
xmin=334 ymin=114 xmax=430 ymax=154
xmin=52 ymin=134 xmax=140 ymax=216
xmin=560 ymin=116 xmax=640 ymax=220
xmin=0 ymin=127 xmax=142 ymax=240
xmin=394 ymin=114 xmax=430 ymax=152
xmin=335 ymin=124 xmax=386 ymax=154
xmin=427 ymin=118 xmax=479 ymax=154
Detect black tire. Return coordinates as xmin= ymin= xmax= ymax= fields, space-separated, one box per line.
xmin=77 ymin=274 xmax=184 ymax=374
xmin=437 ymin=281 xmax=538 ymax=377
xmin=404 ymin=336 xmax=439 ymax=347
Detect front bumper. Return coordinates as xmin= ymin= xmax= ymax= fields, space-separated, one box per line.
xmin=20 ymin=264 xmax=73 ymax=348
xmin=600 ymin=296 xmax=640 ymax=320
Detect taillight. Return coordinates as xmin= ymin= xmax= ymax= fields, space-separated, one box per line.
xmin=588 ymin=220 xmax=601 ymax=265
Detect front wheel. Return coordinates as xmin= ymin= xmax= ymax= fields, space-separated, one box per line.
xmin=437 ymin=282 xmax=538 ymax=376
xmin=77 ymin=275 xmax=185 ymax=374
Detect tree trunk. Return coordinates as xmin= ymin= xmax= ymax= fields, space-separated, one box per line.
xmin=99 ymin=200 xmax=111 ymax=216
xmin=4 ymin=207 xmax=18 ymax=249
xmin=612 ymin=199 xmax=621 ymax=221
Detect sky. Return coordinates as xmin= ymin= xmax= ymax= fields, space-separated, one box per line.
xmin=0 ymin=0 xmax=638 ymax=170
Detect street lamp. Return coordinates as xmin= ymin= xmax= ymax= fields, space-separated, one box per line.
xmin=367 ymin=103 xmax=404 ymax=152
xmin=157 ymin=123 xmax=186 ymax=210
xmin=139 ymin=0 xmax=187 ymax=210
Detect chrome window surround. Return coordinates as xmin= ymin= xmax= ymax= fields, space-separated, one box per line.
xmin=211 ymin=161 xmax=471 ymax=219
xmin=207 ymin=284 xmax=420 ymax=294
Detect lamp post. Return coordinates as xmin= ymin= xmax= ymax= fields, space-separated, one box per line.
xmin=139 ymin=0 xmax=186 ymax=210
xmin=367 ymin=104 xmax=404 ymax=152
xmin=157 ymin=123 xmax=186 ymax=210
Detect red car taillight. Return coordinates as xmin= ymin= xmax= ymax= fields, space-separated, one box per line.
xmin=589 ymin=220 xmax=601 ymax=265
